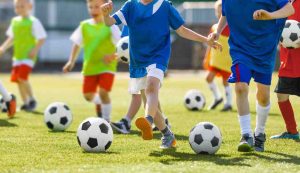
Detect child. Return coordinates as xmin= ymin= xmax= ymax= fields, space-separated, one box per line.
xmin=111 ymin=26 xmax=170 ymax=134
xmin=210 ymin=0 xmax=294 ymax=152
xmin=271 ymin=0 xmax=300 ymax=140
xmin=203 ymin=0 xmax=232 ymax=111
xmin=0 ymin=81 xmax=16 ymax=118
xmin=101 ymin=0 xmax=221 ymax=148
xmin=63 ymin=0 xmax=120 ymax=122
xmin=0 ymin=0 xmax=46 ymax=112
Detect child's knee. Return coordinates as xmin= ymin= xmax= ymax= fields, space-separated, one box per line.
xmin=99 ymin=89 xmax=110 ymax=102
xmin=257 ymin=93 xmax=270 ymax=106
xmin=206 ymin=75 xmax=213 ymax=83
xmin=83 ymin=94 xmax=94 ymax=102
xmin=235 ymin=83 xmax=248 ymax=95
xmin=146 ymin=80 xmax=159 ymax=94
xmin=277 ymin=93 xmax=289 ymax=102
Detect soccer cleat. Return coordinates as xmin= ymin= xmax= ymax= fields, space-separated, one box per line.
xmin=110 ymin=118 xmax=131 ymax=134
xmin=152 ymin=118 xmax=171 ymax=131
xmin=96 ymin=104 xmax=102 ymax=117
xmin=28 ymin=99 xmax=37 ymax=111
xmin=20 ymin=104 xmax=30 ymax=111
xmin=221 ymin=105 xmax=232 ymax=112
xmin=208 ymin=98 xmax=223 ymax=110
xmin=160 ymin=134 xmax=176 ymax=149
xmin=6 ymin=94 xmax=16 ymax=118
xmin=135 ymin=117 xmax=153 ymax=140
xmin=238 ymin=133 xmax=254 ymax=152
xmin=270 ymin=132 xmax=300 ymax=140
xmin=254 ymin=133 xmax=266 ymax=152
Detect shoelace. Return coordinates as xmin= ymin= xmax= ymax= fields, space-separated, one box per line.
xmin=254 ymin=136 xmax=265 ymax=147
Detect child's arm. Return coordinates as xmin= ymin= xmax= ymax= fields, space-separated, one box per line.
xmin=101 ymin=1 xmax=117 ymax=26
xmin=28 ymin=39 xmax=46 ymax=60
xmin=63 ymin=44 xmax=81 ymax=73
xmin=209 ymin=16 xmax=227 ymax=41
xmin=253 ymin=2 xmax=294 ymax=20
xmin=176 ymin=26 xmax=222 ymax=50
xmin=0 ymin=37 xmax=14 ymax=57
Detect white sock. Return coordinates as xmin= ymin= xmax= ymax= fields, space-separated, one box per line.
xmin=208 ymin=82 xmax=222 ymax=100
xmin=92 ymin=95 xmax=101 ymax=105
xmin=26 ymin=97 xmax=31 ymax=105
xmin=224 ymin=85 xmax=232 ymax=106
xmin=0 ymin=82 xmax=11 ymax=102
xmin=255 ymin=102 xmax=270 ymax=135
xmin=124 ymin=116 xmax=132 ymax=125
xmin=102 ymin=104 xmax=112 ymax=122
xmin=239 ymin=114 xmax=252 ymax=135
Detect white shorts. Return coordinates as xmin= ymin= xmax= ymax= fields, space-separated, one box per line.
xmin=128 ymin=64 xmax=164 ymax=94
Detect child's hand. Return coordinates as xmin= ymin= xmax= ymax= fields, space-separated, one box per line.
xmin=208 ymin=32 xmax=220 ymax=41
xmin=101 ymin=1 xmax=113 ymax=17
xmin=103 ymin=54 xmax=117 ymax=64
xmin=29 ymin=48 xmax=38 ymax=60
xmin=207 ymin=38 xmax=222 ymax=51
xmin=63 ymin=61 xmax=75 ymax=73
xmin=253 ymin=10 xmax=273 ymax=20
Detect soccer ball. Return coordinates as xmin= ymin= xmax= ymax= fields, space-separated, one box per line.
xmin=189 ymin=122 xmax=222 ymax=154
xmin=116 ymin=36 xmax=130 ymax=63
xmin=184 ymin=89 xmax=206 ymax=111
xmin=77 ymin=117 xmax=113 ymax=152
xmin=44 ymin=102 xmax=72 ymax=131
xmin=0 ymin=96 xmax=7 ymax=112
xmin=280 ymin=20 xmax=300 ymax=49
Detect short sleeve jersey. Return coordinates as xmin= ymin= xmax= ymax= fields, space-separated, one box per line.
xmin=222 ymin=0 xmax=289 ymax=74
xmin=279 ymin=0 xmax=300 ymax=78
xmin=70 ymin=19 xmax=121 ymax=76
xmin=6 ymin=16 xmax=47 ymax=61
xmin=113 ymin=0 xmax=184 ymax=71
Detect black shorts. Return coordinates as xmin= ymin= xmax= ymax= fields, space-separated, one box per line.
xmin=274 ymin=77 xmax=300 ymax=97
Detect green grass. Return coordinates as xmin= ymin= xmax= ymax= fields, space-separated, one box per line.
xmin=0 ymin=72 xmax=300 ymax=173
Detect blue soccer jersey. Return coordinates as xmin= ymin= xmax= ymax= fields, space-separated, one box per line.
xmin=113 ymin=0 xmax=184 ymax=73
xmin=222 ymin=0 xmax=289 ymax=74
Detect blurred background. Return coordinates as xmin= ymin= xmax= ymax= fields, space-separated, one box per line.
xmin=0 ymin=0 xmax=279 ymax=72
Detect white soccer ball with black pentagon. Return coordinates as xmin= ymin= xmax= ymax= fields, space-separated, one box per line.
xmin=44 ymin=102 xmax=72 ymax=131
xmin=184 ymin=89 xmax=206 ymax=111
xmin=189 ymin=122 xmax=222 ymax=154
xmin=77 ymin=117 xmax=113 ymax=152
xmin=116 ymin=36 xmax=130 ymax=63
xmin=280 ymin=20 xmax=300 ymax=49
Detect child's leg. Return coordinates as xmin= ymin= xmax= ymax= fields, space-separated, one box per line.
xmin=125 ymin=94 xmax=142 ymax=122
xmin=23 ymin=80 xmax=34 ymax=101
xmin=206 ymin=71 xmax=222 ymax=110
xmin=254 ymin=83 xmax=270 ymax=136
xmin=0 ymin=81 xmax=16 ymax=117
xmin=145 ymin=76 xmax=160 ymax=119
xmin=17 ymin=80 xmax=29 ymax=105
xmin=99 ymin=88 xmax=111 ymax=122
xmin=235 ymin=82 xmax=252 ymax=135
xmin=222 ymin=77 xmax=232 ymax=108
xmin=277 ymin=93 xmax=298 ymax=134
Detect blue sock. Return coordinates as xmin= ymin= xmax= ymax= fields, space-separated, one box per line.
xmin=145 ymin=115 xmax=154 ymax=125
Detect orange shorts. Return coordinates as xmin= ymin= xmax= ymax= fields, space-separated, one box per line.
xmin=83 ymin=73 xmax=115 ymax=93
xmin=11 ymin=64 xmax=32 ymax=83
xmin=208 ymin=66 xmax=231 ymax=81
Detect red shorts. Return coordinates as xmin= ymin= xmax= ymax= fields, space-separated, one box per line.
xmin=83 ymin=73 xmax=115 ymax=93
xmin=208 ymin=66 xmax=231 ymax=81
xmin=11 ymin=64 xmax=32 ymax=83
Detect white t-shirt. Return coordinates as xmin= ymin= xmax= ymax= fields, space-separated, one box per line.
xmin=70 ymin=19 xmax=121 ymax=46
xmin=6 ymin=16 xmax=47 ymax=40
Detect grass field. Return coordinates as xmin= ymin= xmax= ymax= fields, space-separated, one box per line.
xmin=0 ymin=72 xmax=300 ymax=173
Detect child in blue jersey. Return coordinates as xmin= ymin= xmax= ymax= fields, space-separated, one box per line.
xmin=111 ymin=26 xmax=170 ymax=134
xmin=210 ymin=0 xmax=294 ymax=152
xmin=102 ymin=0 xmax=221 ymax=149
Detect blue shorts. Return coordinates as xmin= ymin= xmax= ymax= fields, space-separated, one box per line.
xmin=228 ymin=63 xmax=272 ymax=85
